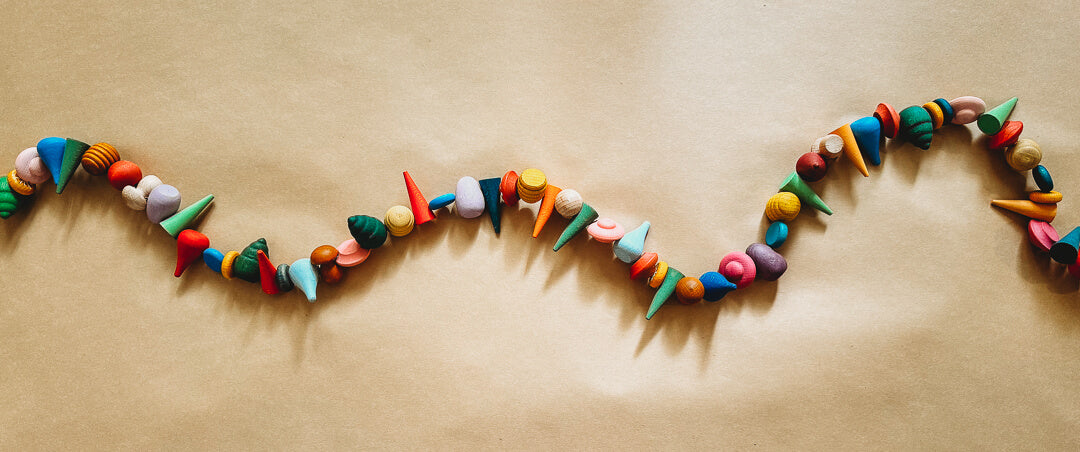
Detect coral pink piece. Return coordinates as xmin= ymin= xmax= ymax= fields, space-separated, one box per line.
xmin=718 ymin=251 xmax=757 ymax=289
xmin=1027 ymin=220 xmax=1059 ymax=252
xmin=586 ymin=218 xmax=625 ymax=243
xmin=335 ymin=239 xmax=371 ymax=267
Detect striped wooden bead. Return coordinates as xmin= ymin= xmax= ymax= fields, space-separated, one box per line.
xmin=384 ymin=205 xmax=415 ymax=237
xmin=81 ymin=142 xmax=120 ymax=176
xmin=516 ymin=168 xmax=547 ymax=203
xmin=765 ymin=192 xmax=800 ymax=222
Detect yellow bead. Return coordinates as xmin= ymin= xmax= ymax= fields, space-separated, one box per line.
xmin=765 ymin=192 xmax=801 ymax=222
xmin=648 ymin=261 xmax=669 ymax=289
xmin=516 ymin=168 xmax=547 ymax=203
xmin=6 ymin=170 xmax=35 ymax=195
xmin=221 ymin=251 xmax=240 ymax=280
xmin=922 ymin=101 xmax=944 ymax=129
xmin=384 ymin=205 xmax=415 ymax=237
xmin=1029 ymin=190 xmax=1062 ymax=204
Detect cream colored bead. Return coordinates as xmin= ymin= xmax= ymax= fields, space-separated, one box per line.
xmin=385 ymin=205 xmax=415 ymax=237
xmin=554 ymin=189 xmax=583 ymax=218
xmin=1005 ymin=139 xmax=1042 ymax=172
xmin=812 ymin=134 xmax=844 ymax=159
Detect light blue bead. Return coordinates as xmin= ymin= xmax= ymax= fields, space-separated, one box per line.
xmin=766 ymin=221 xmax=788 ymax=249
xmin=202 ymin=248 xmax=225 ymax=274
xmin=288 ymin=258 xmax=319 ymax=302
xmin=428 ymin=193 xmax=455 ymax=210
xmin=613 ymin=221 xmax=650 ymax=263
xmin=36 ymin=137 xmax=67 ymax=185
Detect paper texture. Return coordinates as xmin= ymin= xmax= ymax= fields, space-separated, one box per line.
xmin=2 ymin=1 xmax=1079 ymax=449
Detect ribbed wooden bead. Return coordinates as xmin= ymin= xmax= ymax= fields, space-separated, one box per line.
xmin=6 ymin=170 xmax=35 ymax=196
xmin=765 ymin=192 xmax=800 ymax=222
xmin=1005 ymin=139 xmax=1042 ymax=172
xmin=384 ymin=205 xmax=415 ymax=237
xmin=81 ymin=142 xmax=120 ymax=176
xmin=516 ymin=168 xmax=547 ymax=203
xmin=675 ymin=277 xmax=704 ymax=305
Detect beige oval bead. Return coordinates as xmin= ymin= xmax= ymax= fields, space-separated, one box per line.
xmin=554 ymin=189 xmax=583 ymax=218
xmin=384 ymin=205 xmax=415 ymax=237
xmin=1005 ymin=139 xmax=1042 ymax=172
xmin=765 ymin=192 xmax=801 ymax=222
xmin=135 ymin=175 xmax=163 ymax=197
xmin=1029 ymin=190 xmax=1062 ymax=204
xmin=812 ymin=134 xmax=844 ymax=159
xmin=121 ymin=185 xmax=148 ymax=210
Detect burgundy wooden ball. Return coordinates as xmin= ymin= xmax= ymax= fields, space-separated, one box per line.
xmin=795 ymin=152 xmax=828 ymax=182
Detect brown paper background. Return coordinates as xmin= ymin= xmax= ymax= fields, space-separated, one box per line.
xmin=3 ymin=1 xmax=1080 ymax=449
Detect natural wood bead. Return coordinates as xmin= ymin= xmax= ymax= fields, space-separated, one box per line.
xmin=6 ymin=170 xmax=35 ymax=196
xmin=675 ymin=277 xmax=704 ymax=305
xmin=81 ymin=142 xmax=120 ymax=176
xmin=765 ymin=192 xmax=801 ymax=222
xmin=1029 ymin=190 xmax=1062 ymax=204
xmin=384 ymin=205 xmax=415 ymax=236
xmin=554 ymin=189 xmax=583 ymax=218
xmin=811 ymin=134 xmax=844 ymax=159
xmin=516 ymin=168 xmax=547 ymax=203
xmin=1005 ymin=139 xmax=1042 ymax=172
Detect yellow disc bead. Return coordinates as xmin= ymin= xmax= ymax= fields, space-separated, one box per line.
xmin=384 ymin=205 xmax=415 ymax=237
xmin=516 ymin=168 xmax=547 ymax=203
xmin=765 ymin=192 xmax=801 ymax=222
xmin=1029 ymin=190 xmax=1062 ymax=204
xmin=220 ymin=251 xmax=240 ymax=280
xmin=922 ymin=101 xmax=944 ymax=129
xmin=648 ymin=261 xmax=669 ymax=289
xmin=6 ymin=170 xmax=35 ymax=195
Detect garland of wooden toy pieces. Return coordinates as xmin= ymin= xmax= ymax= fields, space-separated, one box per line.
xmin=1 ymin=96 xmax=1071 ymax=318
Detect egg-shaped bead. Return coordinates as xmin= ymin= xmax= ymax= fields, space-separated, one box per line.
xmin=1032 ymin=165 xmax=1053 ymax=192
xmin=554 ymin=189 xmax=583 ymax=218
xmin=454 ymin=176 xmax=486 ymax=219
xmin=765 ymin=192 xmax=801 ymax=222
xmin=745 ymin=243 xmax=787 ymax=281
xmin=1005 ymin=139 xmax=1042 ymax=172
xmin=675 ymin=277 xmax=704 ymax=305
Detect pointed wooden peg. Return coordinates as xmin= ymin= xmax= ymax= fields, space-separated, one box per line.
xmin=978 ymin=97 xmax=1018 ymax=135
xmin=160 ymin=195 xmax=214 ymax=237
xmin=991 ymin=199 xmax=1057 ymax=223
xmin=779 ymin=172 xmax=832 ymax=215
xmin=553 ymin=203 xmax=597 ymax=252
xmin=174 ymin=230 xmax=210 ymax=277
xmin=646 ymin=267 xmax=684 ymax=319
xmin=830 ymin=124 xmax=869 ymax=177
xmin=532 ymin=185 xmax=562 ymax=238
xmin=257 ymin=250 xmax=279 ymax=294
xmin=403 ymin=171 xmax=435 ymax=226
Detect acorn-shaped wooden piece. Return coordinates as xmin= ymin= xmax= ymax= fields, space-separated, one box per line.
xmin=1005 ymin=139 xmax=1042 ymax=172
xmin=288 ymin=258 xmax=318 ymax=302
xmin=675 ymin=277 xmax=704 ymax=305
xmin=36 ymin=137 xmax=67 ymax=185
xmin=310 ymin=245 xmax=342 ymax=284
xmin=81 ymin=142 xmax=120 ymax=176
xmin=987 ymin=121 xmax=1023 ymax=150
xmin=347 ymin=215 xmax=388 ymax=249
xmin=991 ymin=199 xmax=1057 ymax=223
xmin=831 ymin=124 xmax=870 ymax=177
xmin=873 ymin=103 xmax=901 ymax=139
xmin=978 ymin=97 xmax=1018 ymax=135
xmin=532 ymin=185 xmax=562 ymax=238
xmin=478 ymin=177 xmax=503 ymax=233
xmin=55 ymin=138 xmax=90 ymax=194
xmin=613 ymin=221 xmax=650 ymax=263
xmin=256 ymin=250 xmax=279 ymax=295
xmin=15 ymin=147 xmax=50 ymax=184
xmin=160 ymin=194 xmax=214 ymax=237
xmin=553 ymin=203 xmax=598 ymax=252
xmin=646 ymin=267 xmax=684 ymax=319
xmin=795 ymin=152 xmax=828 ymax=182
xmin=0 ymin=177 xmax=20 ymax=219
xmin=765 ymin=192 xmax=801 ymax=222
xmin=779 ymin=172 xmax=832 ymax=215
xmin=454 ymin=176 xmax=485 ymax=219
xmin=174 ymin=229 xmax=210 ymax=277
xmin=233 ymin=238 xmax=269 ymax=283
xmin=899 ymin=106 xmax=933 ymax=150
xmin=850 ymin=116 xmax=882 ymax=166
xmin=746 ymin=243 xmax=787 ymax=281
xmin=698 ymin=271 xmax=736 ymax=302
xmin=949 ymin=96 xmax=986 ymax=125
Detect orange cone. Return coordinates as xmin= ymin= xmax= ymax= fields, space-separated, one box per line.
xmin=403 ymin=171 xmax=435 ymax=225
xmin=532 ymin=185 xmax=562 ymax=237
xmin=831 ymin=124 xmax=870 ymax=177
xmin=991 ymin=199 xmax=1057 ymax=223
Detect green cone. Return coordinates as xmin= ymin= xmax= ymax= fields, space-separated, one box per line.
xmin=160 ymin=195 xmax=214 ymax=237
xmin=55 ymin=138 xmax=90 ymax=194
xmin=779 ymin=172 xmax=832 ymax=215
xmin=646 ymin=268 xmax=684 ymax=319
xmin=977 ymin=97 xmax=1018 ymax=135
xmin=553 ymin=203 xmax=598 ymax=252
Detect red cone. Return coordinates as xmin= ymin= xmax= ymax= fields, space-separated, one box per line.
xmin=175 ymin=230 xmax=210 ymax=277
xmin=403 ymin=171 xmax=435 ymax=225
xmin=257 ymin=250 xmax=279 ymax=295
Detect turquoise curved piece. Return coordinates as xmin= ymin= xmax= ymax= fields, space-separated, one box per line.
xmin=646 ymin=267 xmax=683 ymax=319
xmin=613 ymin=221 xmax=650 ymax=263
xmin=850 ymin=116 xmax=882 ymax=166
xmin=288 ymin=258 xmax=318 ymax=302
xmin=428 ymin=193 xmax=455 ymax=210
xmin=765 ymin=221 xmax=788 ymax=249
xmin=36 ymin=137 xmax=67 ymax=185
xmin=202 ymin=248 xmax=225 ymax=274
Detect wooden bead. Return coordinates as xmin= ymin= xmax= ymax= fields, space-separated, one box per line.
xmin=554 ymin=189 xmax=583 ymax=218
xmin=15 ymin=147 xmax=50 ymax=184
xmin=766 ymin=221 xmax=788 ymax=248
xmin=765 ymin=192 xmax=801 ymax=222
xmin=384 ymin=205 xmax=415 ymax=237
xmin=233 ymin=238 xmax=268 ymax=283
xmin=873 ymin=103 xmax=901 ymax=139
xmin=347 ymin=215 xmax=388 ymax=249
xmin=320 ymin=263 xmax=343 ymax=284
xmin=718 ymin=251 xmax=756 ymax=289
xmin=987 ymin=121 xmax=1023 ymax=149
xmin=56 ymin=138 xmax=90 ymax=194
xmin=310 ymin=245 xmax=339 ymax=265
xmin=454 ymin=176 xmax=485 ymax=219
xmin=831 ymin=124 xmax=870 ymax=177
xmin=978 ymin=97 xmax=1018 ymax=135
xmin=160 ymin=195 xmax=214 ymax=238
xmin=646 ymin=267 xmax=683 ymax=319
xmin=220 ymin=250 xmax=240 ymax=280
xmin=850 ymin=116 xmax=882 ymax=166
xmin=288 ymin=258 xmax=318 ymax=302
xmin=402 ymin=171 xmax=435 ymax=226
xmin=275 ymin=264 xmax=294 ymax=292
xmin=335 ymin=239 xmax=371 ymax=267
xmin=428 ymin=193 xmax=455 ymax=211
xmin=1028 ymin=220 xmax=1060 ymax=253
xmin=0 ymin=177 xmax=18 ymax=219
xmin=81 ymin=142 xmax=120 ymax=176
xmin=174 ymin=229 xmax=210 ymax=277
xmin=6 ymin=170 xmax=35 ymax=196
xmin=933 ymin=98 xmax=955 ymax=124
xmin=553 ymin=203 xmax=598 ymax=252
xmin=202 ymin=248 xmax=225 ymax=274
xmin=532 ymin=185 xmax=562 ymax=237
xmin=698 ymin=271 xmax=736 ymax=302
xmin=780 ymin=172 xmax=832 ymax=215
xmin=991 ymin=199 xmax=1057 ymax=223
xmin=1029 ymin=190 xmax=1062 ymax=204
xmin=948 ymin=96 xmax=986 ymax=125
xmin=1050 ymin=227 xmax=1080 ymax=265
xmin=647 ymin=261 xmax=669 ymax=289
xmin=630 ymin=252 xmax=659 ymax=281
xmin=613 ymin=221 xmax=650 ymax=263
xmin=675 ymin=277 xmax=704 ymax=305
xmin=922 ymin=101 xmax=945 ymax=129
xmin=746 ymin=243 xmax=787 ymax=281
xmin=899 ymin=106 xmax=933 ymax=150
xmin=107 ymin=160 xmax=142 ymax=191
xmin=1033 ymin=165 xmax=1053 ymax=192
xmin=795 ymin=152 xmax=828 ymax=182
xmin=478 ymin=177 xmax=502 ymax=233
xmin=1005 ymin=138 xmax=1042 ymax=172
xmin=146 ymin=184 xmax=181 ymax=224
xmin=500 ymin=170 xmax=519 ymax=205
xmin=587 ymin=218 xmax=625 ymax=243
xmin=257 ymin=250 xmax=279 ymax=295
xmin=516 ymin=168 xmax=547 ymax=203
xmin=812 ymin=134 xmax=844 ymax=159
xmin=36 ymin=137 xmax=66 ymax=185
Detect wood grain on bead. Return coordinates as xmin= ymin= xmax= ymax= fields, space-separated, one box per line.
xmin=745 ymin=243 xmax=787 ymax=281
xmin=718 ymin=251 xmax=756 ymax=289
xmin=81 ymin=142 xmax=120 ymax=176
xmin=991 ymin=199 xmax=1057 ymax=223
xmin=15 ymin=147 xmax=50 ymax=184
xmin=948 ymin=96 xmax=986 ymax=125
xmin=6 ymin=170 xmax=35 ymax=196
xmin=780 ymin=172 xmax=832 ymax=215
xmin=922 ymin=101 xmax=945 ymax=129
xmin=698 ymin=271 xmax=736 ymax=302
xmin=873 ymin=103 xmax=901 ymax=139
xmin=335 ymin=239 xmax=371 ymax=267
xmin=454 ymin=176 xmax=485 ymax=219
xmin=1028 ymin=220 xmax=1060 ymax=252
xmin=532 ymin=184 xmax=562 ymax=238
xmin=384 ymin=205 xmax=415 ymax=237
xmin=812 ymin=134 xmax=844 ymax=159
xmin=647 ymin=261 xmax=668 ymax=289
xmin=107 ymin=160 xmax=142 ymax=191
xmin=500 ymin=170 xmax=519 ymax=206
xmin=174 ymin=229 xmax=210 ymax=277
xmin=830 ymin=124 xmax=870 ymax=177
xmin=630 ymin=252 xmax=659 ymax=281
xmin=765 ymin=192 xmax=800 ymax=222
xmin=795 ymin=152 xmax=827 ymax=182
xmin=1029 ymin=190 xmax=1062 ymax=204
xmin=554 ymin=189 xmax=583 ymax=218
xmin=516 ymin=168 xmax=547 ymax=204
xmin=899 ymin=106 xmax=933 ymax=150
xmin=675 ymin=277 xmax=704 ymax=305
xmin=1005 ymin=139 xmax=1042 ymax=172
xmin=586 ymin=218 xmax=625 ymax=243
xmin=987 ymin=121 xmax=1023 ymax=149
xmin=146 ymin=184 xmax=181 ymax=224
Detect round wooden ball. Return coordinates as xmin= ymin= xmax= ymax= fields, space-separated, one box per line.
xmin=107 ymin=160 xmax=142 ymax=191
xmin=675 ymin=277 xmax=704 ymax=305
xmin=795 ymin=152 xmax=828 ymax=182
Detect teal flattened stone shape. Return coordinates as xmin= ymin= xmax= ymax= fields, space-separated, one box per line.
xmin=36 ymin=137 xmax=67 ymax=185
xmin=850 ymin=116 xmax=882 ymax=166
xmin=765 ymin=221 xmax=788 ymax=249
xmin=0 ymin=177 xmax=19 ymax=219
xmin=347 ymin=215 xmax=388 ymax=250
xmin=233 ymin=238 xmax=268 ymax=283
xmin=978 ymin=97 xmax=1018 ymax=135
xmin=933 ymin=98 xmax=954 ymax=124
xmin=1050 ymin=227 xmax=1080 ymax=265
xmin=202 ymin=248 xmax=225 ymax=274
xmin=1033 ymin=165 xmax=1053 ymax=192
xmin=613 ymin=221 xmax=650 ymax=263
xmin=646 ymin=267 xmax=684 ymax=319
xmin=899 ymin=106 xmax=933 ymax=150
xmin=553 ymin=203 xmax=598 ymax=252
xmin=288 ymin=258 xmax=318 ymax=302
xmin=478 ymin=177 xmax=502 ymax=234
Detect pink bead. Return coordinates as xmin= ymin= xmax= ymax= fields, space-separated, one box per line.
xmin=586 ymin=218 xmax=625 ymax=243
xmin=1028 ymin=220 xmax=1060 ymax=252
xmin=335 ymin=239 xmax=371 ymax=267
xmin=718 ymin=251 xmax=756 ymax=289
xmin=14 ymin=147 xmax=50 ymax=184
